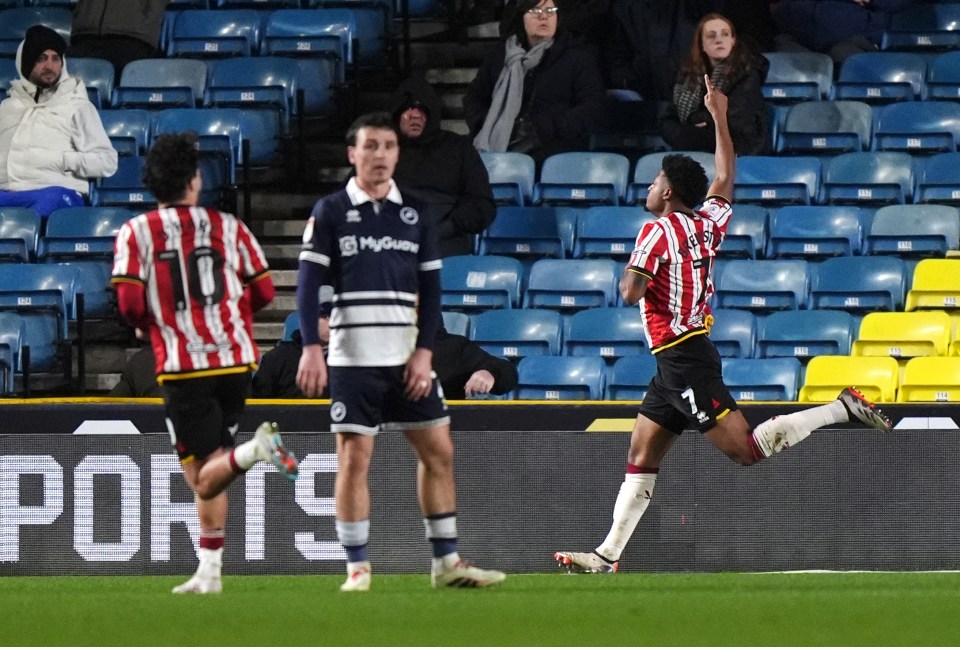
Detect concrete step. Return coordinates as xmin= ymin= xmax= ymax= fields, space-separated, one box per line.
xmin=257 ymin=220 xmax=307 ymax=238
xmin=253 ymin=321 xmax=285 ymax=343
xmin=259 ymin=294 xmax=297 ymax=321
xmin=441 ymin=119 xmax=469 ymax=135
xmin=425 ymin=67 xmax=478 ymax=86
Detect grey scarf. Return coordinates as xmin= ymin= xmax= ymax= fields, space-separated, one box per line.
xmin=473 ymin=35 xmax=553 ymax=153
xmin=673 ymin=61 xmax=734 ymax=124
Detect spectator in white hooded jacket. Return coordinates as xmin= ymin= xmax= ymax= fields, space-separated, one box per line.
xmin=0 ymin=25 xmax=117 ymax=216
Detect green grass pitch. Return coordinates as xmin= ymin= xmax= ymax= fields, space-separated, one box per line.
xmin=3 ymin=573 xmax=960 ymax=646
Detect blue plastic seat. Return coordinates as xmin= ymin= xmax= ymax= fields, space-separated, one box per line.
xmin=281 ymin=310 xmax=300 ymax=343
xmin=864 ymin=204 xmax=960 ymax=257
xmin=925 ymin=51 xmax=960 ymax=100
xmin=206 ymin=57 xmax=300 ymax=132
xmin=524 ymin=259 xmax=620 ymax=310
xmin=767 ymin=206 xmax=863 ymax=259
xmin=874 ymin=102 xmax=960 ymax=154
xmin=515 ymin=355 xmax=606 ymax=400
xmin=833 ymin=52 xmax=926 ymax=103
xmin=91 ymin=156 xmax=155 ymax=209
xmin=470 ymin=309 xmax=562 ymax=359
xmin=572 ymin=206 xmax=651 ymax=259
xmin=440 ymin=255 xmax=523 ymax=311
xmin=0 ymin=207 xmax=40 ymax=262
xmin=762 ymin=52 xmax=833 ymax=103
xmin=809 ymin=256 xmax=906 ymax=313
xmin=605 ymin=354 xmax=657 ymax=400
xmin=441 ymin=311 xmax=470 ymax=338
xmin=721 ymin=357 xmax=801 ymax=401
xmin=69 ymin=57 xmax=114 ymax=109
xmin=114 ymin=58 xmax=207 ymax=109
xmin=535 ymin=152 xmax=630 ymax=207
xmin=261 ymin=9 xmax=357 ymax=83
xmin=757 ymin=310 xmax=857 ymax=360
xmin=822 ymin=152 xmax=914 ymax=205
xmin=778 ymin=101 xmax=872 ymax=154
xmin=734 ymin=156 xmax=821 ymax=206
xmin=0 ymin=7 xmax=71 ymax=57
xmin=98 ymin=109 xmax=151 ymax=156
xmin=882 ymin=4 xmax=960 ymax=52
xmin=478 ymin=207 xmax=564 ymax=259
xmin=67 ymin=261 xmax=114 ymax=320
xmin=714 ymin=259 xmax=809 ymax=311
xmin=168 ymin=9 xmax=261 ymax=58
xmin=479 ymin=152 xmax=535 ymax=206
xmin=627 ymin=151 xmax=715 ymax=204
xmin=214 ymin=0 xmax=298 ymax=7
xmin=38 ymin=207 xmax=134 ymax=262
xmin=307 ymin=0 xmax=393 ymax=67
xmin=915 ymin=152 xmax=960 ymax=205
xmin=564 ymin=308 xmax=647 ymax=360
xmin=720 ymin=204 xmax=768 ymax=259
xmin=0 ymin=263 xmax=73 ymax=371
xmin=708 ymin=308 xmax=756 ymax=358
xmin=0 ymin=311 xmax=23 ymax=393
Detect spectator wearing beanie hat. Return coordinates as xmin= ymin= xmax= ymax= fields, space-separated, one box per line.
xmin=0 ymin=24 xmax=117 ymax=217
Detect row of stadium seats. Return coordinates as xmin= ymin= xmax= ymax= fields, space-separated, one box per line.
xmin=439 ymin=255 xmax=959 ymax=314
xmin=481 ymin=204 xmax=960 ymax=261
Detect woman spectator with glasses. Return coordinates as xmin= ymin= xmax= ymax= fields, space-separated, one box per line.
xmin=464 ymin=0 xmax=605 ymax=162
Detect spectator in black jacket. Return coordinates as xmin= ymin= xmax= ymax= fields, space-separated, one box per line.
xmin=68 ymin=0 xmax=169 ymax=83
xmin=464 ymin=0 xmax=606 ymax=162
xmin=108 ymin=343 xmax=163 ymax=398
xmin=390 ymin=77 xmax=496 ymax=258
xmin=659 ymin=12 xmax=770 ymax=156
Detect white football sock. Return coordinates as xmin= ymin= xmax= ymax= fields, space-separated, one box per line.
xmin=197 ymin=547 xmax=222 ymax=578
xmin=751 ymin=400 xmax=848 ymax=458
xmin=595 ymin=472 xmax=657 ymax=562
xmin=231 ymin=438 xmax=261 ymax=470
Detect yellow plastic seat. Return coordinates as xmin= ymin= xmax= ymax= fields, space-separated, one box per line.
xmin=798 ymin=355 xmax=899 ymax=403
xmin=905 ymin=259 xmax=960 ymax=311
xmin=852 ymin=311 xmax=952 ymax=358
xmin=898 ymin=357 xmax=960 ymax=402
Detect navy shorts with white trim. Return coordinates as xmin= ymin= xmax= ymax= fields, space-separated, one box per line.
xmin=328 ymin=365 xmax=449 ymax=435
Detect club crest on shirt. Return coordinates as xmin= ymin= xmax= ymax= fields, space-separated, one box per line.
xmin=399 ymin=207 xmax=419 ymax=224
xmin=346 ymin=209 xmax=361 ymax=223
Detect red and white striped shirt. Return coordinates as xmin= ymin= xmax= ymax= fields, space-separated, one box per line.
xmin=111 ymin=206 xmax=271 ymax=381
xmin=627 ymin=196 xmax=732 ymax=351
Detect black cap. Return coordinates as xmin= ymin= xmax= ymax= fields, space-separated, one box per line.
xmin=20 ymin=25 xmax=66 ymax=80
xmin=393 ymin=95 xmax=430 ymax=122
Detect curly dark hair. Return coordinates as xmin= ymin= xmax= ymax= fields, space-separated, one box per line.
xmin=345 ymin=111 xmax=398 ymax=146
xmin=142 ymin=132 xmax=199 ymax=205
xmin=661 ymin=154 xmax=708 ymax=208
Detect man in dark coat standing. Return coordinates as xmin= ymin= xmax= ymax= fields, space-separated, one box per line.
xmin=390 ymin=77 xmax=496 ymax=258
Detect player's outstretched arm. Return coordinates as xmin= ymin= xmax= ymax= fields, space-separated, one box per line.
xmin=704 ymin=74 xmax=734 ymax=201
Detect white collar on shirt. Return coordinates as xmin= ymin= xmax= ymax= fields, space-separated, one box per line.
xmin=346 ymin=177 xmax=403 ymax=207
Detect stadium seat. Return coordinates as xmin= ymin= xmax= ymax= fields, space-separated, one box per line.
xmin=757 ymin=310 xmax=857 ymax=360
xmin=441 ymin=311 xmax=470 ymax=338
xmin=524 ymin=259 xmax=620 ymax=310
xmin=261 ymin=9 xmax=357 ymax=82
xmin=515 ymin=355 xmax=606 ymax=400
xmin=904 ymin=258 xmax=960 ymax=311
xmin=554 ymin=207 xmax=579 ymax=254
xmin=915 ymin=152 xmax=960 ymax=205
xmin=37 ymin=207 xmax=134 ymax=263
xmin=864 ymin=204 xmax=960 ymax=258
xmin=534 ymin=152 xmax=630 ymax=207
xmin=114 ymin=58 xmax=207 ymax=109
xmin=67 ymin=261 xmax=114 ymax=320
xmin=821 ymin=152 xmax=914 ymax=205
xmin=440 ymin=255 xmax=523 ymax=311
xmin=925 ymin=51 xmax=960 ymax=100
xmin=478 ymin=207 xmax=564 ymax=259
xmin=767 ymin=206 xmax=863 ymax=259
xmin=0 ymin=311 xmax=23 ymax=393
xmin=626 ymin=151 xmax=715 ymax=204
xmin=0 ymin=207 xmax=40 ymax=263
xmin=214 ymin=0 xmax=298 ymax=7
xmin=810 ymin=256 xmax=906 ymax=313
xmin=898 ymin=357 xmax=960 ymax=402
xmin=720 ymin=204 xmax=767 ymax=259
xmin=798 ymin=355 xmax=899 ymax=403
xmin=69 ymin=57 xmax=114 ymax=109
xmin=98 ymin=109 xmax=151 ymax=157
xmin=708 ymin=308 xmax=756 ymax=358
xmin=572 ymin=206 xmax=651 ymax=260
xmin=873 ymin=102 xmax=960 ymax=154
xmin=762 ymin=52 xmax=833 ymax=103
xmin=0 ymin=7 xmax=71 ymax=57
xmin=833 ymin=52 xmax=926 ymax=103
xmin=206 ymin=57 xmax=300 ymax=133
xmin=734 ymin=156 xmax=821 ymax=206
xmin=882 ymin=5 xmax=960 ymax=52
xmin=605 ymin=354 xmax=658 ymax=400
xmin=714 ymin=259 xmax=809 ymax=311
xmin=721 ymin=357 xmax=801 ymax=401
xmin=168 ymin=9 xmax=261 ymax=57
xmin=0 ymin=263 xmax=74 ymax=372
xmin=91 ymin=156 xmax=155 ymax=209
xmin=307 ymin=0 xmax=394 ymax=67
xmin=281 ymin=310 xmax=299 ymax=342
xmin=479 ymin=152 xmax=536 ymax=206
xmin=852 ymin=311 xmax=952 ymax=359
xmin=470 ymin=309 xmax=563 ymax=359
xmin=777 ymin=101 xmax=872 ymax=154
xmin=563 ymin=308 xmax=647 ymax=360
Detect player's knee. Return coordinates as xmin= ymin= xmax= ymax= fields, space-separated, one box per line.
xmin=194 ymin=481 xmax=218 ymax=500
